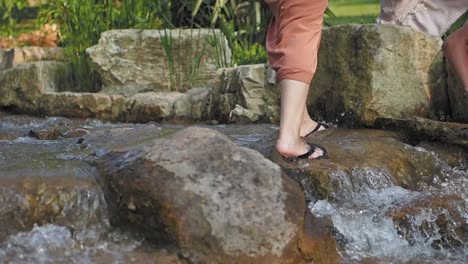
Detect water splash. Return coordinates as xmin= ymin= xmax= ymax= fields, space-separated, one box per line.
xmin=311 ymin=143 xmax=468 ymax=263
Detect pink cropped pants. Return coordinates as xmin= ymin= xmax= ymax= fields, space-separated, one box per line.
xmin=265 ymin=0 xmax=328 ymax=84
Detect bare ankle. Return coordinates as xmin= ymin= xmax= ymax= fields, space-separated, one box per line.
xmin=276 ymin=137 xmax=307 ymax=157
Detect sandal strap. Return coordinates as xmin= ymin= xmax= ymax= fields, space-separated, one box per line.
xmin=305 ymin=122 xmax=329 ymax=137
xmin=288 ymin=143 xmax=328 ymax=161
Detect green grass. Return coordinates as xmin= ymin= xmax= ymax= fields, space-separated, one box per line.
xmin=325 ymin=0 xmax=380 ymax=26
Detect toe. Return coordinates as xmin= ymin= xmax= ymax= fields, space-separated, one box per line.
xmin=307 ymin=144 xmax=328 ymax=160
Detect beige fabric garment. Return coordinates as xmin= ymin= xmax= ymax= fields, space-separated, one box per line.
xmin=377 ymin=0 xmax=468 ymax=37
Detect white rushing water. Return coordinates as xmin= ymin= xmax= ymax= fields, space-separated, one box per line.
xmin=0 ymin=224 xmax=151 ymax=264
xmin=311 ymin=144 xmax=468 ymax=263
xmin=2 ymin=114 xmax=468 ymax=263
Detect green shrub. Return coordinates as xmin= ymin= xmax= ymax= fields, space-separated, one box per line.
xmin=35 ymin=0 xmax=332 ymax=91
xmin=37 ymin=0 xmax=170 ymax=91
xmin=0 ymin=0 xmax=28 ymax=37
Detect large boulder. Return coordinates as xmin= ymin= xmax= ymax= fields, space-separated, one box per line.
xmin=309 ymin=24 xmax=447 ymax=127
xmin=86 ymin=29 xmax=231 ymax=94
xmin=96 ymin=127 xmax=339 ymax=264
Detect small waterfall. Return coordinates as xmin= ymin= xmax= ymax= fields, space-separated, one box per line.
xmin=311 ymin=144 xmax=468 ymax=263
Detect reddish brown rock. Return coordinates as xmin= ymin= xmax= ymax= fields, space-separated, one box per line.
xmin=96 ymin=127 xmax=339 ymax=264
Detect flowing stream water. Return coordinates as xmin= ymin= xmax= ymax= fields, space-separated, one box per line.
xmin=1 ymin=113 xmax=467 ymax=263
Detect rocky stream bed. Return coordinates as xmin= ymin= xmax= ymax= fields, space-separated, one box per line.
xmin=1 ymin=111 xmax=468 ymax=263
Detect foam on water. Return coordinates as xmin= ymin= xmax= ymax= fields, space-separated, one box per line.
xmin=0 ymin=224 xmax=147 ymax=264
xmin=311 ymin=143 xmax=468 ymax=263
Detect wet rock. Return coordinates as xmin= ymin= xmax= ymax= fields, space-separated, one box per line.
xmin=373 ymin=116 xmax=468 ymax=149
xmin=86 ymin=29 xmax=231 ymax=94
xmin=0 ymin=61 xmax=72 ymax=112
xmin=62 ymin=128 xmax=90 ymax=138
xmin=97 ymin=127 xmax=339 ymax=264
xmin=0 ymin=224 xmax=187 ymax=263
xmin=309 ymin=24 xmax=446 ymax=127
xmin=28 ymin=128 xmax=63 ymax=140
xmin=0 ymin=176 xmax=105 ymax=243
xmin=273 ymin=128 xmax=467 ymax=201
xmin=211 ymin=92 xmax=239 ymax=122
xmin=387 ymin=195 xmax=468 ymax=250
xmin=446 ymin=63 xmax=468 ymax=122
xmin=299 ymin=212 xmax=340 ymax=264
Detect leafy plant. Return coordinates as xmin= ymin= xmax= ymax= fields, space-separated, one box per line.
xmin=160 ymin=28 xmax=206 ymax=91
xmin=33 ymin=0 xmax=336 ymax=91
xmin=0 ymin=0 xmax=28 ymax=37
xmin=37 ymin=0 xmax=170 ymax=92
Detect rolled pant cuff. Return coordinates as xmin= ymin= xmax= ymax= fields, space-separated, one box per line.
xmin=276 ymin=70 xmax=314 ymax=85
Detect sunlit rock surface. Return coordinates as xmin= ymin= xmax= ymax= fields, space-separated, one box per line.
xmin=86 ymin=29 xmax=231 ymax=93
xmin=309 ymin=24 xmax=447 ymax=126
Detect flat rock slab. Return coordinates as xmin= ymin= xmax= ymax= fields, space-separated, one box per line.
xmin=374 ymin=116 xmax=468 ymax=148
xmin=273 ymin=127 xmax=467 ymax=201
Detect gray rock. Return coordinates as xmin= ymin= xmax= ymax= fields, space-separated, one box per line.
xmin=0 ymin=61 xmax=71 ymax=112
xmin=229 ymin=104 xmax=260 ymax=123
xmin=96 ymin=127 xmax=334 ymax=263
xmin=11 ymin=47 xmax=66 ymax=65
xmin=38 ymin=92 xmax=121 ymax=120
xmin=214 ymin=64 xmax=280 ymax=123
xmin=0 ymin=49 xmax=13 ymax=71
xmin=87 ymin=29 xmax=231 ymax=94
xmin=173 ymin=87 xmax=212 ymax=120
xmin=309 ymin=24 xmax=446 ymax=127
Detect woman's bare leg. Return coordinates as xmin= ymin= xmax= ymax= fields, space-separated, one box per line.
xmin=276 ymin=79 xmax=324 ymax=159
xmin=444 ymin=25 xmax=468 ymax=91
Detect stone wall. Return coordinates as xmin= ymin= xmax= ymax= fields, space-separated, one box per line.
xmin=1 ymin=25 xmax=465 ymax=125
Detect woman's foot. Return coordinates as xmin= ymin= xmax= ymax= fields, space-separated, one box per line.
xmin=276 ymin=137 xmax=326 ymax=160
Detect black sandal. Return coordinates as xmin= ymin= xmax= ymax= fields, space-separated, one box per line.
xmin=284 ymin=143 xmax=328 ymax=162
xmin=304 ymin=122 xmax=329 ymax=138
